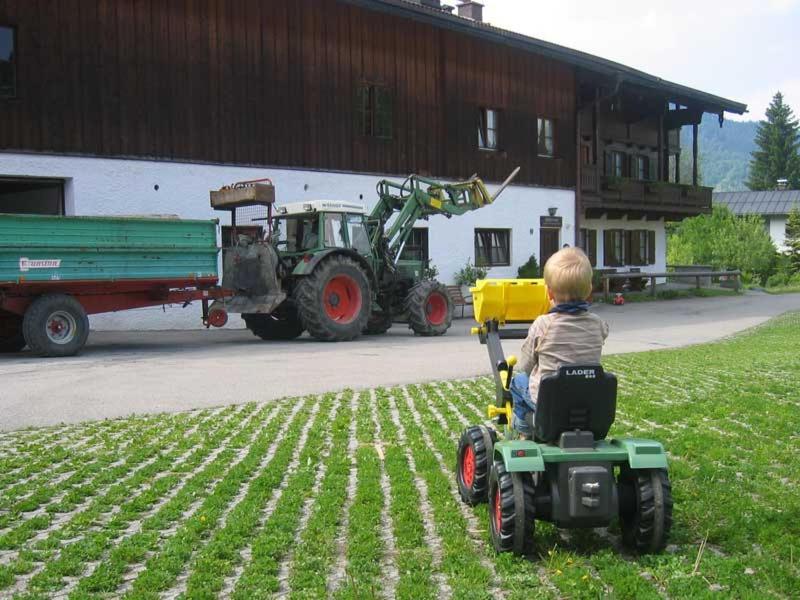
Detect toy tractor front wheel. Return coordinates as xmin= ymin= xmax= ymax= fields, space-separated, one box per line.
xmin=488 ymin=460 xmax=536 ymax=556
xmin=456 ymin=425 xmax=496 ymax=505
xmin=405 ymin=280 xmax=453 ymax=336
xmin=619 ymin=467 xmax=673 ymax=553
xmin=294 ymin=255 xmax=371 ymax=342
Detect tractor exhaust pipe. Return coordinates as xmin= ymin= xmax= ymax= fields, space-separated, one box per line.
xmin=491 ymin=167 xmax=521 ymax=202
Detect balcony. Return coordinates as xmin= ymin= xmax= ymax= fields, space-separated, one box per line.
xmin=580 ymin=165 xmax=712 ymax=218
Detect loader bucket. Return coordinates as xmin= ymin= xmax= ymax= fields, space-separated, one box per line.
xmin=471 ymin=279 xmax=550 ymax=324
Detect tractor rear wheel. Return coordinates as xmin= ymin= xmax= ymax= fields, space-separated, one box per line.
xmin=294 ymin=255 xmax=371 ymax=342
xmin=22 ymin=294 xmax=90 ymax=357
xmin=363 ymin=311 xmax=393 ymax=335
xmin=619 ymin=467 xmax=673 ymax=553
xmin=456 ymin=425 xmax=496 ymax=505
xmin=488 ymin=460 xmax=536 ymax=555
xmin=405 ymin=280 xmax=453 ymax=336
xmin=0 ymin=313 xmax=26 ymax=353
xmin=243 ymin=305 xmax=304 ymax=341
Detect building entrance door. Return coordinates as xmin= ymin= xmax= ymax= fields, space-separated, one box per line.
xmin=539 ymin=228 xmax=560 ymax=274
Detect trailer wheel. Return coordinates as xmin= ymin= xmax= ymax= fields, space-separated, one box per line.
xmin=363 ymin=311 xmax=393 ymax=335
xmin=456 ymin=425 xmax=497 ymax=505
xmin=619 ymin=467 xmax=673 ymax=554
xmin=22 ymin=294 xmax=90 ymax=358
xmin=243 ymin=305 xmax=304 ymax=341
xmin=294 ymin=255 xmax=371 ymax=342
xmin=405 ymin=280 xmax=453 ymax=336
xmin=488 ymin=459 xmax=536 ymax=555
xmin=0 ymin=314 xmax=26 ymax=353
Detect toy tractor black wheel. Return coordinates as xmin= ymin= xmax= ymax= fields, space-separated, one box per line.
xmin=405 ymin=280 xmax=453 ymax=336
xmin=294 ymin=255 xmax=371 ymax=342
xmin=488 ymin=460 xmax=536 ymax=556
xmin=456 ymin=425 xmax=497 ymax=505
xmin=22 ymin=294 xmax=90 ymax=357
xmin=0 ymin=312 xmax=26 ymax=353
xmin=363 ymin=311 xmax=393 ymax=335
xmin=618 ymin=467 xmax=673 ymax=554
xmin=243 ymin=304 xmax=304 ymax=341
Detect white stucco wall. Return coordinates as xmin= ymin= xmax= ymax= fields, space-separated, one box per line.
xmin=1 ymin=152 xmax=575 ymax=330
xmin=768 ymin=216 xmax=788 ymax=252
xmin=581 ymin=214 xmax=667 ymax=273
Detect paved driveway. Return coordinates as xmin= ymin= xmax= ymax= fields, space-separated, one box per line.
xmin=1 ymin=291 xmax=798 ymax=430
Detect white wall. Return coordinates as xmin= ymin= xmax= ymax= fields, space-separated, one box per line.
xmin=1 ymin=152 xmax=575 ymax=330
xmin=582 ymin=214 xmax=667 ymax=273
xmin=768 ymin=216 xmax=788 ymax=252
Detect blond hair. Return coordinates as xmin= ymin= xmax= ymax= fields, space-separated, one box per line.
xmin=543 ymin=247 xmax=593 ymax=302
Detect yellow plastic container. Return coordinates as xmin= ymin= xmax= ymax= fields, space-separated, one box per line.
xmin=471 ymin=279 xmax=550 ymax=324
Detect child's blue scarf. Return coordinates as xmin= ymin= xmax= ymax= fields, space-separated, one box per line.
xmin=549 ymin=301 xmax=591 ymax=315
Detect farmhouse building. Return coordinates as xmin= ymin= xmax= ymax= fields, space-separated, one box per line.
xmin=714 ymin=190 xmax=800 ymax=252
xmin=0 ymin=0 xmax=746 ymax=327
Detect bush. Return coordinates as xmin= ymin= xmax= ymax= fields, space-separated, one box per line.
xmin=421 ymin=262 xmax=439 ymax=281
xmin=454 ymin=260 xmax=488 ymax=286
xmin=517 ymin=254 xmax=540 ymax=278
xmin=667 ymin=205 xmax=779 ymax=284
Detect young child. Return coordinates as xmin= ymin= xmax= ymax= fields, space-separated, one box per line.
xmin=510 ymin=247 xmax=609 ymax=438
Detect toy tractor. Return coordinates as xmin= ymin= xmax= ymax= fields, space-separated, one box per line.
xmin=208 ymin=169 xmax=520 ymax=342
xmin=456 ymin=279 xmax=673 ymax=555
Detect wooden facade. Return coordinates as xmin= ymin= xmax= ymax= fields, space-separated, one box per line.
xmin=0 ymin=0 xmax=575 ymax=188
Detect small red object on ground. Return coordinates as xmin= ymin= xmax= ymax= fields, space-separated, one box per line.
xmin=613 ymin=293 xmax=625 ymax=306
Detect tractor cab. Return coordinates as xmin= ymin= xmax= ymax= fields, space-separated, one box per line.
xmin=272 ymin=201 xmax=372 ymax=258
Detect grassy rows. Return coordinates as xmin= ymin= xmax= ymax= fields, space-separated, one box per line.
xmin=1 ymin=313 xmax=799 ymax=598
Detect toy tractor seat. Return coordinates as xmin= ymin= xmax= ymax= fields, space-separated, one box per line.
xmin=532 ymin=365 xmax=617 ymax=445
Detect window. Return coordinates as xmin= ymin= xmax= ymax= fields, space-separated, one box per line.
xmin=475 ymin=229 xmax=510 ymax=267
xmin=0 ymin=26 xmax=15 ymax=98
xmin=400 ymin=227 xmax=429 ymax=263
xmin=603 ymin=229 xmax=625 ymax=267
xmin=635 ymin=156 xmax=650 ymax=181
xmin=357 ymin=83 xmax=393 ymax=138
xmin=278 ymin=216 xmax=319 ymax=252
xmin=346 ymin=214 xmax=371 ymax=255
xmin=478 ymin=108 xmax=499 ymax=150
xmin=323 ymin=213 xmax=346 ymax=248
xmin=0 ymin=178 xmax=65 ymax=215
xmin=537 ymin=118 xmax=554 ymax=157
xmin=578 ymin=228 xmax=597 ymax=267
xmin=605 ymin=151 xmax=626 ymax=177
xmin=626 ymin=230 xmax=656 ymax=266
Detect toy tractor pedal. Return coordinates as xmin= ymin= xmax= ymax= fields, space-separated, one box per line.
xmin=457 ymin=278 xmax=673 ymax=556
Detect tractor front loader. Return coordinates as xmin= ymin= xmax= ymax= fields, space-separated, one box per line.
xmin=208 ymin=168 xmax=520 ymax=342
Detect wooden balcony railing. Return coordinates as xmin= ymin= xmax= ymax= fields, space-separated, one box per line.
xmin=580 ymin=165 xmax=712 ymax=215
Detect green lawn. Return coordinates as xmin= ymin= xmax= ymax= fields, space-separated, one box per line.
xmin=1 ymin=314 xmax=798 ymax=599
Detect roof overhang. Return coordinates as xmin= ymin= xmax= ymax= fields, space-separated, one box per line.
xmin=342 ymin=0 xmax=747 ymax=116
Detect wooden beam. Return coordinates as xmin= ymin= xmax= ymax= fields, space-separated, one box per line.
xmin=675 ymin=151 xmax=680 ymax=184
xmin=657 ymin=113 xmax=664 ymax=181
xmin=692 ymin=123 xmax=699 ymax=186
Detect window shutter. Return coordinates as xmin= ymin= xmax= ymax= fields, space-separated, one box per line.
xmin=588 ymin=229 xmax=597 ymax=267
xmin=624 ymin=230 xmax=632 ymax=266
xmin=603 ymin=230 xmax=613 ymax=266
xmin=604 ymin=152 xmax=611 ymax=176
xmin=648 ymin=230 xmax=656 ymax=265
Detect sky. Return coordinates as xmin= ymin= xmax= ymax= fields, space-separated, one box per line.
xmin=480 ymin=0 xmax=800 ymax=122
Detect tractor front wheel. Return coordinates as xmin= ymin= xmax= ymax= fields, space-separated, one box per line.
xmin=488 ymin=460 xmax=536 ymax=555
xmin=456 ymin=425 xmax=496 ymax=505
xmin=619 ymin=467 xmax=673 ymax=554
xmin=405 ymin=280 xmax=453 ymax=336
xmin=243 ymin=304 xmax=304 ymax=341
xmin=0 ymin=313 xmax=26 ymax=353
xmin=294 ymin=255 xmax=371 ymax=342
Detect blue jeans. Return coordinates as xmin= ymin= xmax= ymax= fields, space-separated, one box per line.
xmin=510 ymin=372 xmax=535 ymax=436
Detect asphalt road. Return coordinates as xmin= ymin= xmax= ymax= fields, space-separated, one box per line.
xmin=1 ymin=291 xmax=798 ymax=431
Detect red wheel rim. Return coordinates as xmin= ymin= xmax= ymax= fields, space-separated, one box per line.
xmin=462 ymin=445 xmax=475 ymax=488
xmin=323 ymin=275 xmax=362 ymax=324
xmin=425 ymin=292 xmax=447 ymax=326
xmin=493 ymin=489 xmax=502 ymax=533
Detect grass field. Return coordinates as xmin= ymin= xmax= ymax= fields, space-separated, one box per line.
xmin=1 ymin=314 xmax=799 ymax=599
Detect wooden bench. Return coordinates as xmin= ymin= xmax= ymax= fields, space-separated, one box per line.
xmin=446 ymin=285 xmax=469 ymax=318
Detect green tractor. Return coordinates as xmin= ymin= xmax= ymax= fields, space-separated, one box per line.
xmin=456 ymin=279 xmax=673 ymax=555
xmin=208 ymin=168 xmax=519 ymax=342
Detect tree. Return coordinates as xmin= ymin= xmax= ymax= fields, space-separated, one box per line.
xmin=667 ymin=205 xmax=778 ymax=283
xmin=785 ymin=205 xmax=800 ymax=273
xmin=747 ymin=92 xmax=800 ymax=190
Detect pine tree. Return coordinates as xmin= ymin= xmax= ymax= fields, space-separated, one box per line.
xmin=747 ymin=92 xmax=800 ymax=190
xmin=785 ymin=205 xmax=800 ymax=273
